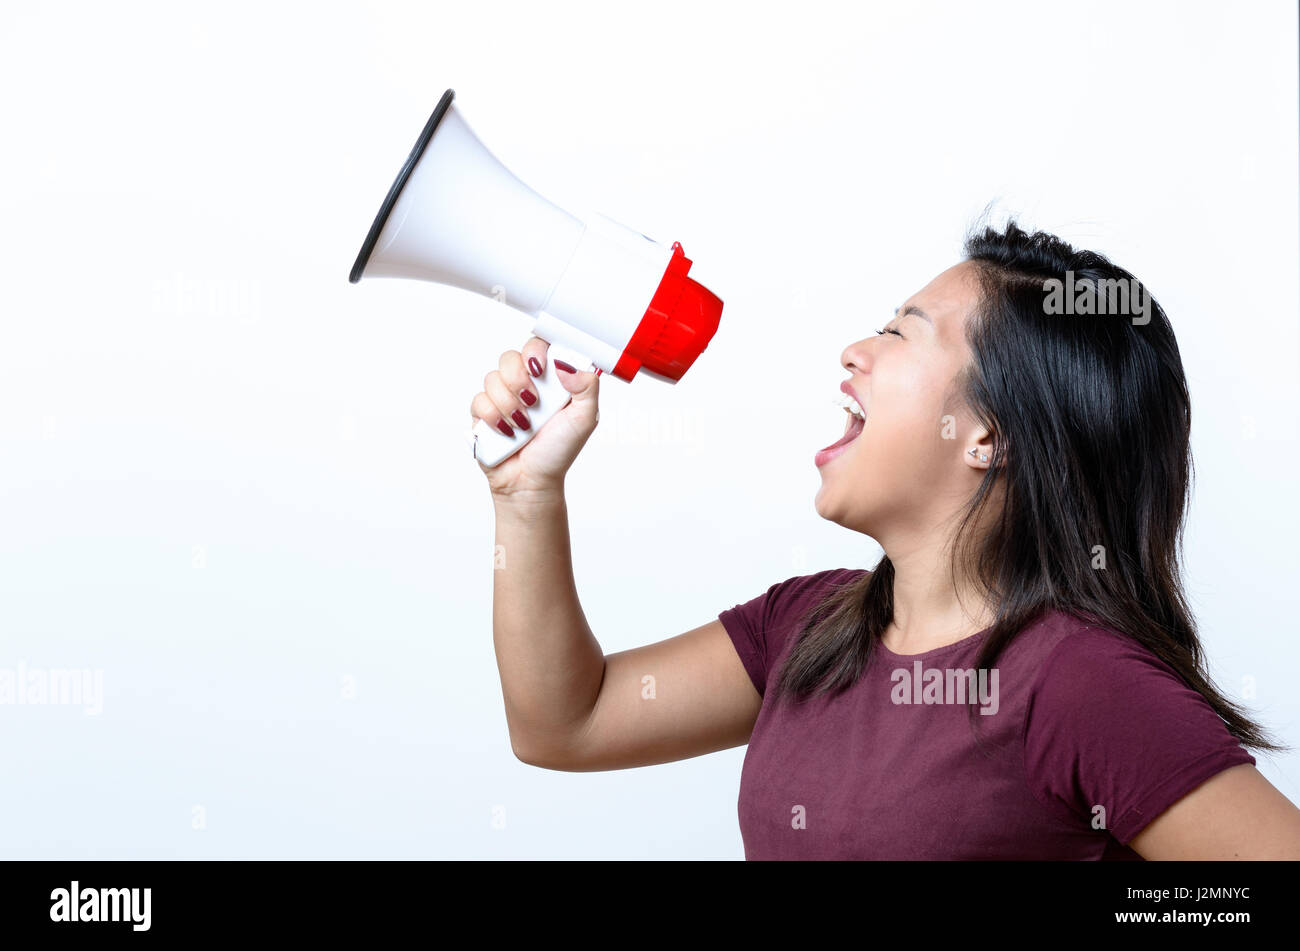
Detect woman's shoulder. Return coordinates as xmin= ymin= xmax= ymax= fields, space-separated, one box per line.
xmin=717 ymin=567 xmax=870 ymax=691
xmin=770 ymin=566 xmax=869 ymax=613
xmin=987 ymin=609 xmax=1212 ymax=716
xmin=1020 ymin=608 xmax=1247 ymax=751
xmin=795 ymin=565 xmax=870 ymax=592
xmin=721 ymin=567 xmax=867 ymax=629
xmin=1019 ymin=610 xmax=1257 ymax=844
xmin=1024 ymin=610 xmax=1190 ymax=691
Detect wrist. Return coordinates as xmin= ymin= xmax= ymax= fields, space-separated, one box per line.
xmin=491 ymin=482 xmax=566 ymax=512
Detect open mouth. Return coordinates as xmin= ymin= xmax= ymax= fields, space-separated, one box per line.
xmin=815 ymin=392 xmax=866 ymax=466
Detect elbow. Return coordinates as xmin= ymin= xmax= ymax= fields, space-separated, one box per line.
xmin=509 ymin=733 xmax=554 ymax=769
xmin=510 ymin=734 xmax=581 ymax=770
xmin=511 ymin=741 xmax=550 ymax=769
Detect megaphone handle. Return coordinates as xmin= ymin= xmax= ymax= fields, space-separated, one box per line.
xmin=467 ymin=343 xmax=596 ymax=468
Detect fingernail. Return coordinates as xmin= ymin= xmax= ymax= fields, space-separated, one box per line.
xmin=528 ymin=357 xmax=543 ymax=378
xmin=519 ymin=388 xmax=537 ymax=406
xmin=496 ymin=419 xmax=514 ymax=437
xmin=511 ymin=409 xmax=531 ymax=431
xmin=554 ymin=359 xmax=577 ymax=374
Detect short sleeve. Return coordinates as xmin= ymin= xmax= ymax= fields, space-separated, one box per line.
xmin=1022 ymin=627 xmax=1257 ymax=845
xmin=717 ymin=569 xmax=864 ymax=697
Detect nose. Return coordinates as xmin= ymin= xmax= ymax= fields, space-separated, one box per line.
xmin=840 ymin=335 xmax=875 ymax=375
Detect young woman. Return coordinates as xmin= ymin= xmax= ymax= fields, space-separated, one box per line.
xmin=471 ymin=219 xmax=1300 ymax=860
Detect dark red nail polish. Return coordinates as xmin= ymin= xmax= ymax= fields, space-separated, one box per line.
xmin=528 ymin=357 xmax=543 ymax=378
xmin=511 ymin=410 xmax=530 ymax=430
xmin=519 ymin=389 xmax=537 ymax=406
xmin=496 ymin=419 xmax=514 ymax=437
xmin=554 ymin=359 xmax=577 ymax=374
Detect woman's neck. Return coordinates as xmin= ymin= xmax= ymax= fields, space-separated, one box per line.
xmin=881 ymin=535 xmax=994 ymax=656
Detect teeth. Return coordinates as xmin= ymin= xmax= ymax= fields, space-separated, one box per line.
xmin=834 ymin=392 xmax=866 ymax=419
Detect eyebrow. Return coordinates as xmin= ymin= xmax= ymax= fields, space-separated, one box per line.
xmin=894 ymin=305 xmax=933 ymax=324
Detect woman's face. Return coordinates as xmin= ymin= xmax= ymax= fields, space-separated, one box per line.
xmin=814 ymin=260 xmax=994 ymax=538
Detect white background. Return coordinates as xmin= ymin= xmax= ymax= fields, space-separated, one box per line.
xmin=0 ymin=0 xmax=1296 ymax=858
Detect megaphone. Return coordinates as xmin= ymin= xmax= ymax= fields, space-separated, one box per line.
xmin=349 ymin=89 xmax=723 ymax=467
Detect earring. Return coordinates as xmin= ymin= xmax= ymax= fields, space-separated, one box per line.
xmin=980 ymin=454 xmax=988 ymax=462
xmin=968 ymin=448 xmax=978 ymax=457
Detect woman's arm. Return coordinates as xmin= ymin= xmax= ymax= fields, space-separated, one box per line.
xmin=490 ymin=490 xmax=604 ymax=763
xmin=492 ymin=491 xmax=761 ymax=770
xmin=476 ymin=338 xmax=760 ymax=770
xmin=1129 ymin=764 xmax=1300 ymax=859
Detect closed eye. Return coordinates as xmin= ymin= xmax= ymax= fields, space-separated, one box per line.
xmin=875 ymin=327 xmax=903 ymax=338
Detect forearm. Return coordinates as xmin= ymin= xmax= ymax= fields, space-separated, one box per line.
xmin=491 ymin=489 xmax=605 ymax=761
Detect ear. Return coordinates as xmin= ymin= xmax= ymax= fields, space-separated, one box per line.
xmin=962 ymin=426 xmax=997 ymax=472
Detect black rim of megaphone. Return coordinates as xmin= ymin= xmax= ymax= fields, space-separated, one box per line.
xmin=349 ymin=88 xmax=456 ymax=284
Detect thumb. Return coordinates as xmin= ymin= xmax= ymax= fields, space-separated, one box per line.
xmin=554 ymin=358 xmax=600 ymax=402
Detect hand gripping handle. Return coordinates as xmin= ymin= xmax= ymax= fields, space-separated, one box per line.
xmin=466 ymin=343 xmax=596 ymax=468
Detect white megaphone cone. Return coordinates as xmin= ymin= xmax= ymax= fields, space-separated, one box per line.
xmin=350 ymin=89 xmax=723 ymax=468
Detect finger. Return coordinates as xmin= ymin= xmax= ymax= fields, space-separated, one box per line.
xmin=521 ymin=336 xmax=549 ymax=381
xmin=497 ymin=349 xmax=538 ymax=411
xmin=470 ymin=384 xmax=518 ymax=438
xmin=485 ymin=368 xmax=532 ymax=434
xmin=553 ymin=357 xmax=600 ymax=396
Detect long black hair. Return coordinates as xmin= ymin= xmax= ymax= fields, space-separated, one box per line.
xmin=769 ymin=218 xmax=1284 ymax=754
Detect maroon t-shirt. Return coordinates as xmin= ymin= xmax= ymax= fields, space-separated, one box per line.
xmin=718 ymin=568 xmax=1256 ymax=860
